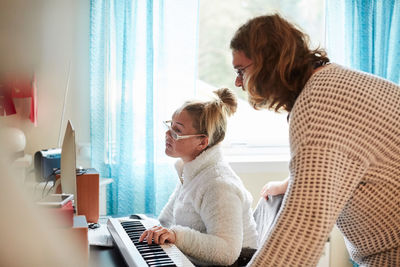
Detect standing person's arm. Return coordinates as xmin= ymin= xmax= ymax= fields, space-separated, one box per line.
xmin=249 ymin=146 xmax=366 ymax=266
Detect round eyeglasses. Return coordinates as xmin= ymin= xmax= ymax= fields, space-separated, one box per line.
xmin=235 ymin=63 xmax=253 ymax=80
xmin=163 ymin=120 xmax=206 ymax=141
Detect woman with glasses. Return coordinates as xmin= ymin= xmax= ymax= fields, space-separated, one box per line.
xmin=139 ymin=88 xmax=258 ymax=266
xmin=230 ymin=14 xmax=400 ymax=267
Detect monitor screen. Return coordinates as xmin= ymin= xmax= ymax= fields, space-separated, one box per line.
xmin=60 ymin=120 xmax=78 ymax=210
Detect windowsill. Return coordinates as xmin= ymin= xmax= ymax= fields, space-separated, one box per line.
xmin=223 ymin=145 xmax=290 ymax=174
xmin=81 ymin=143 xmax=291 ymax=174
xmin=227 ymin=155 xmax=289 ymax=174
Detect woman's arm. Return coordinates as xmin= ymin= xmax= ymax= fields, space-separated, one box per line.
xmin=260 ymin=177 xmax=289 ymax=200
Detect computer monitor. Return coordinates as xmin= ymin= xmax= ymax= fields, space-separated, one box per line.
xmin=60 ymin=120 xmax=78 ymax=210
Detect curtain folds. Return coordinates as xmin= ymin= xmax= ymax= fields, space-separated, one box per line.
xmin=326 ymin=0 xmax=400 ymax=84
xmin=90 ymin=0 xmax=199 ymax=216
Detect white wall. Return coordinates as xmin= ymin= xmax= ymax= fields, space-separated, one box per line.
xmin=0 ymin=0 xmax=90 ymax=162
xmin=229 ymin=160 xmax=289 ymax=207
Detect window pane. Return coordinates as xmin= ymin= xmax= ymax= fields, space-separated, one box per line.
xmin=198 ymin=0 xmax=325 ymax=153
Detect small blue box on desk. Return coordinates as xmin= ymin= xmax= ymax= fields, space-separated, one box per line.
xmin=34 ymin=148 xmax=61 ymax=182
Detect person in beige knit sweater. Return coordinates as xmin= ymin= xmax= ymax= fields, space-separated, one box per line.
xmin=230 ymin=14 xmax=400 ymax=267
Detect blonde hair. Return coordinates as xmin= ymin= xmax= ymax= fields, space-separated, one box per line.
xmin=176 ymin=88 xmax=237 ymax=147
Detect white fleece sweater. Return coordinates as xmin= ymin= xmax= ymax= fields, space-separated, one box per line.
xmin=158 ymin=144 xmax=258 ymax=266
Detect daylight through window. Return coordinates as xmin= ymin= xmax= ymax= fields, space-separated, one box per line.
xmin=198 ymin=0 xmax=326 ymax=157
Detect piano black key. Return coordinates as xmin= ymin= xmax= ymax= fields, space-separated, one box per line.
xmin=125 ymin=228 xmax=146 ymax=233
xmin=136 ymin=243 xmax=160 ymax=249
xmin=127 ymin=233 xmax=141 ymax=239
xmin=146 ymin=257 xmax=173 ymax=262
xmin=122 ymin=227 xmax=145 ymax=232
xmin=145 ymin=255 xmax=173 ymax=261
xmin=147 ymin=260 xmax=177 ymax=266
xmin=139 ymin=248 xmax=164 ymax=253
xmin=137 ymin=243 xmax=159 ymax=249
xmin=143 ymin=253 xmax=170 ymax=260
xmin=119 ymin=220 xmax=178 ymax=266
xmin=145 ymin=258 xmax=175 ymax=266
xmin=108 ymin=218 xmax=197 ymax=267
xmin=141 ymin=252 xmax=172 ymax=260
xmin=150 ymin=264 xmax=178 ymax=267
xmin=123 ymin=225 xmax=146 ymax=229
xmin=138 ymin=249 xmax=165 ymax=255
xmin=148 ymin=263 xmax=174 ymax=266
xmin=138 ymin=247 xmax=164 ymax=254
xmin=148 ymin=261 xmax=175 ymax=266
xmin=148 ymin=256 xmax=173 ymax=262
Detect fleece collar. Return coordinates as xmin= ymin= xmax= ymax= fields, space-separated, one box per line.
xmin=174 ymin=144 xmax=223 ymax=184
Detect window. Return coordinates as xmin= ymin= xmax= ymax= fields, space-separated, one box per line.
xmin=198 ymin=0 xmax=326 ymax=159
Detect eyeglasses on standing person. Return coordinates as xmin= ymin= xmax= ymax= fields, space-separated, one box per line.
xmin=235 ymin=63 xmax=253 ymax=80
xmin=163 ymin=120 xmax=206 ymax=141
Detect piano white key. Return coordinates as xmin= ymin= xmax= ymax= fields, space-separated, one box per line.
xmin=162 ymin=244 xmax=194 ymax=267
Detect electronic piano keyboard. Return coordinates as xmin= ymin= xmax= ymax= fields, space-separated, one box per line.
xmin=107 ymin=218 xmax=194 ymax=267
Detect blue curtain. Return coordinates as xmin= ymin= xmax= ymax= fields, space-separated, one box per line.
xmin=89 ymin=0 xmax=199 ymax=216
xmin=326 ymin=0 xmax=400 ymax=84
xmin=326 ymin=2 xmax=399 ymax=266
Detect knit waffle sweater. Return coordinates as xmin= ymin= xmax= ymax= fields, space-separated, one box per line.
xmin=158 ymin=144 xmax=258 ymax=266
xmin=249 ymin=64 xmax=400 ymax=267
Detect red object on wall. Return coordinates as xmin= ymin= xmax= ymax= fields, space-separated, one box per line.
xmin=0 ymin=73 xmax=37 ymax=125
xmin=0 ymin=76 xmax=16 ymax=115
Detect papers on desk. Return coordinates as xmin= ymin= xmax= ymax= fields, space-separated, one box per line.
xmin=88 ymin=216 xmax=114 ymax=247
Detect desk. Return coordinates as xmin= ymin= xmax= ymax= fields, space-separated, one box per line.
xmin=31 ymin=177 xmax=112 ymax=211
xmin=90 ymin=245 xmax=128 ymax=267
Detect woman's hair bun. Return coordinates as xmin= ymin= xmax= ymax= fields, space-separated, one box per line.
xmin=213 ymin=88 xmax=238 ymax=116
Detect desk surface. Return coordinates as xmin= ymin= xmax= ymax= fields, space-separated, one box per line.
xmin=90 ymin=245 xmax=128 ymax=267
xmin=89 ymin=214 xmax=156 ymax=267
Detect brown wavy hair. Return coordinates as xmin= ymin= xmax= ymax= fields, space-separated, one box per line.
xmin=230 ymin=14 xmax=329 ymax=112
